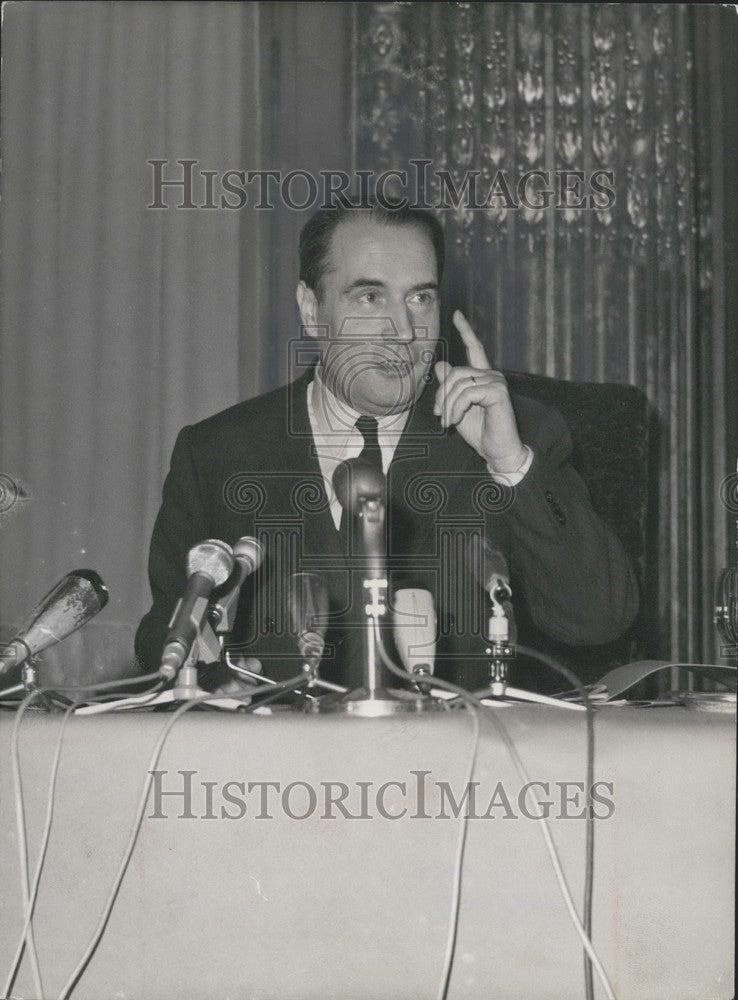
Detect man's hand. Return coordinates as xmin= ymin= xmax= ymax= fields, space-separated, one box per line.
xmin=434 ymin=310 xmax=527 ymax=473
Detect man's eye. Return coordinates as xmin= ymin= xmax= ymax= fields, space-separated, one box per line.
xmin=410 ymin=291 xmax=436 ymax=307
xmin=358 ymin=290 xmax=379 ymax=305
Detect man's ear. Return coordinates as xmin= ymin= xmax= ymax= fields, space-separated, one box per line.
xmin=296 ymin=281 xmax=319 ymax=338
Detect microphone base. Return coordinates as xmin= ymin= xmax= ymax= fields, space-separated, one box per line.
xmin=305 ymin=686 xmax=443 ymax=716
xmin=0 ymin=682 xmax=26 ymax=700
xmin=74 ymin=688 xmax=251 ymax=714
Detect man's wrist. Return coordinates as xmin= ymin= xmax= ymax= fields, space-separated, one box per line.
xmin=486 ymin=445 xmax=533 ymax=486
xmin=485 ymin=444 xmax=530 ymax=475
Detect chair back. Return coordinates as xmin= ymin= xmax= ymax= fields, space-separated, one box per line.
xmin=505 ymin=370 xmax=652 ymax=682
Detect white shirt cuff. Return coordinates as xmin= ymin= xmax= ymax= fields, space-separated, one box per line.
xmin=486 ymin=446 xmax=534 ymax=487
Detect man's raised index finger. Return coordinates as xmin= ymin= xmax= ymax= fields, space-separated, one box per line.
xmin=453 ymin=309 xmax=491 ymax=370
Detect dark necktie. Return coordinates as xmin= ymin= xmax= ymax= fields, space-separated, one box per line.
xmin=337 ymin=416 xmax=383 ymax=549
xmin=355 ymin=416 xmax=383 ymax=474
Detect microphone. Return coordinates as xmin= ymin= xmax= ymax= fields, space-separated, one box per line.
xmin=332 ymin=458 xmax=389 ymax=698
xmin=468 ymin=535 xmax=512 ymax=602
xmin=232 ymin=535 xmax=264 ymax=577
xmin=288 ymin=572 xmax=329 ymax=669
xmin=159 ymin=539 xmax=234 ymax=680
xmin=332 ymin=457 xmax=387 ymax=575
xmin=0 ymin=570 xmax=109 ymax=674
xmin=392 ymin=588 xmax=437 ymax=676
xmin=468 ymin=537 xmax=516 ymax=689
xmin=333 ymin=458 xmax=386 ymax=509
xmin=209 ymin=536 xmax=265 ymax=633
xmin=332 ymin=457 xmax=385 ymax=509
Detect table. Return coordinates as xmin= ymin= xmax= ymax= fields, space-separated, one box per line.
xmin=0 ymin=704 xmax=734 ymax=999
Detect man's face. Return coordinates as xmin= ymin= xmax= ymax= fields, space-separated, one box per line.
xmin=297 ymin=217 xmax=441 ymax=416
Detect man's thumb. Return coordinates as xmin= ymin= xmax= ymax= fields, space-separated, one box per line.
xmin=434 ymin=360 xmax=451 ymax=381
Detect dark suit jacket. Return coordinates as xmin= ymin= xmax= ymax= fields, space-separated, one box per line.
xmin=135 ymin=368 xmax=639 ymax=691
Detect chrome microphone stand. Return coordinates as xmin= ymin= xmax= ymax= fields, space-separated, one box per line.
xmin=80 ymin=555 xmax=250 ymax=713
xmin=0 ymin=661 xmax=39 ymax=702
xmin=481 ymin=586 xmax=516 ymax=697
xmin=471 ymin=586 xmax=583 ymax=709
xmin=312 ymin=475 xmax=438 ymax=716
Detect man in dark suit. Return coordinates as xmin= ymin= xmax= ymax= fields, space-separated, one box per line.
xmin=135 ymin=202 xmax=638 ymax=692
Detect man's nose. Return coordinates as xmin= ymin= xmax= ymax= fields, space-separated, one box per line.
xmin=382 ymin=305 xmax=415 ymax=342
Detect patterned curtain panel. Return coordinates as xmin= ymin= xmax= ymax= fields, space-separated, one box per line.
xmin=353 ymin=2 xmax=736 ymax=668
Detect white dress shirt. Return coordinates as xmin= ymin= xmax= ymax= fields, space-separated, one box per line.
xmin=307 ymin=374 xmax=410 ymax=528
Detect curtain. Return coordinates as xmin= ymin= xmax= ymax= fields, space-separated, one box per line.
xmin=353 ymin=2 xmax=737 ymax=668
xmin=0 ymin=2 xmax=351 ymax=681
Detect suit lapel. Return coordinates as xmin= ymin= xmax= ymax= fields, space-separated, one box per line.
xmin=386 ymin=373 xmax=478 ymax=557
xmin=280 ymin=370 xmax=343 ymax=560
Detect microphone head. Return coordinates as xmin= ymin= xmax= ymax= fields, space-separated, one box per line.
xmin=232 ymin=536 xmax=264 ymax=576
xmin=186 ymin=539 xmax=234 ymax=586
xmin=68 ymin=569 xmax=109 ymax=613
xmin=16 ymin=569 xmax=110 ymax=661
xmin=392 ymin=588 xmax=437 ymax=676
xmin=468 ymin=536 xmax=512 ymax=600
xmin=332 ymin=458 xmax=386 ymax=511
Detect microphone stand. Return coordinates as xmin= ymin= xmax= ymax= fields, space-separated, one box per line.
xmin=78 ymin=591 xmax=250 ymax=713
xmin=1 ymin=650 xmax=72 ymax=710
xmin=482 ymin=588 xmax=516 ymax=697
xmin=313 ymin=493 xmax=438 ymax=716
xmin=214 ymin=574 xmax=346 ymax=703
xmin=75 ymin=633 xmax=250 ymax=713
xmin=0 ymin=661 xmax=39 ymax=702
xmin=88 ymin=568 xmax=342 ymax=714
xmin=470 ymin=590 xmax=582 ymax=709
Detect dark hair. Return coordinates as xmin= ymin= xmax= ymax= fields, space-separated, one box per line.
xmin=299 ymin=202 xmax=445 ymax=298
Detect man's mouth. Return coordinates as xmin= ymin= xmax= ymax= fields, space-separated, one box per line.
xmin=371 ymin=357 xmax=414 ymax=377
xmin=323 ymin=345 xmax=424 ymax=383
